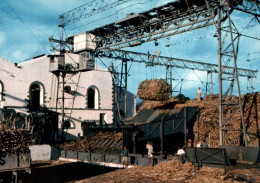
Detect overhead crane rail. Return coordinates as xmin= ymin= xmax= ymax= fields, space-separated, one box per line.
xmin=59 ymin=0 xmax=259 ymax=29
xmin=66 ymin=0 xmax=254 ymax=52
xmin=99 ymin=50 xmax=258 ymax=78
xmin=66 ymin=0 xmax=219 ymax=51
xmin=59 ymin=0 xmax=130 ymax=27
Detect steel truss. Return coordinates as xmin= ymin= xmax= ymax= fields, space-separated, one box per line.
xmin=234 ymin=0 xmax=260 ymax=17
xmin=99 ymin=50 xmax=257 ymax=77
xmin=85 ymin=0 xmax=219 ymax=52
xmin=49 ymin=70 xmax=80 ymax=141
xmin=99 ymin=50 xmax=257 ymax=94
xmin=217 ymin=0 xmax=259 ymax=146
xmin=59 ymin=0 xmax=130 ymax=27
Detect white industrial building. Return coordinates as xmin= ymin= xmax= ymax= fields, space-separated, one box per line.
xmin=0 ymin=53 xmax=136 ymax=139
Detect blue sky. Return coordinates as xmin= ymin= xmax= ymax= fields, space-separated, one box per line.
xmin=0 ymin=0 xmax=259 ymax=99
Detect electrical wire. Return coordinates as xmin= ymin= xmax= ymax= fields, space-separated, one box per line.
xmin=2 ymin=0 xmax=49 ymax=55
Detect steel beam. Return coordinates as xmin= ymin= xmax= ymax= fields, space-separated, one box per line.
xmin=59 ymin=0 xmax=130 ymax=27
xmin=98 ymin=50 xmax=258 ymax=78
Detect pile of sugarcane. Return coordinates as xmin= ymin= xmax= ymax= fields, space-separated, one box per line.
xmin=0 ymin=111 xmax=32 ymax=155
xmin=0 ymin=130 xmax=31 ymax=154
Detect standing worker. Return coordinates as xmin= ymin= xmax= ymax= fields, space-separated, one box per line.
xmin=196 ymin=140 xmax=201 ymax=148
xmin=121 ymin=146 xmax=129 ymax=168
xmin=176 ymin=146 xmax=186 ymax=164
xmin=201 ymin=139 xmax=209 ymax=148
xmin=146 ymin=142 xmax=154 ymax=167
xmin=197 ymin=87 xmax=201 ymax=101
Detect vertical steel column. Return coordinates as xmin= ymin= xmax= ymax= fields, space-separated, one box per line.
xmin=166 ymin=65 xmax=173 ymax=95
xmin=133 ymin=132 xmax=137 ymax=154
xmin=226 ymin=3 xmax=248 ymax=146
xmin=160 ymin=120 xmax=164 ymax=156
xmin=110 ymin=62 xmax=118 ymax=126
xmin=122 ymin=128 xmax=125 ymax=151
xmin=119 ymin=57 xmax=127 ymax=119
xmin=206 ymin=71 xmax=213 ymax=94
xmin=210 ymin=72 xmax=213 ymax=94
xmin=217 ymin=5 xmax=223 ymax=146
xmin=61 ymin=72 xmax=66 ymax=141
xmin=55 ymin=73 xmax=60 ymax=113
xmin=250 ymin=77 xmax=254 ymax=93
xmin=58 ymin=16 xmax=65 ymax=53
xmin=184 ymin=107 xmax=188 ymax=147
xmin=217 ymin=1 xmax=248 ymax=146
xmin=197 ymin=108 xmax=200 ymax=142
xmin=124 ymin=57 xmax=127 ymax=119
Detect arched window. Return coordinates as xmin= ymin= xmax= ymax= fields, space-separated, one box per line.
xmin=87 ymin=86 xmax=99 ymax=109
xmin=0 ymin=81 xmax=3 ymax=102
xmin=88 ymin=88 xmax=95 ymax=109
xmin=63 ymin=119 xmax=76 ymax=129
xmin=29 ymin=81 xmax=45 ymax=111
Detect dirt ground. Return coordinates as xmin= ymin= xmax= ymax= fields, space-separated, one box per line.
xmin=13 ymin=158 xmax=260 ymax=183
xmin=75 ymin=159 xmax=260 ymax=183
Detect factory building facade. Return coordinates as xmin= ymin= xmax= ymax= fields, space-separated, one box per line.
xmin=0 ymin=54 xmax=136 ymax=139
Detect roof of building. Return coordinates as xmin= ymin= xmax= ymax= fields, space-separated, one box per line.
xmin=125 ymin=108 xmax=181 ymax=125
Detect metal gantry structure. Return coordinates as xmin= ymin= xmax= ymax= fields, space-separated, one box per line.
xmin=50 ymin=0 xmax=260 ymax=146
xmin=216 ymin=0 xmax=259 ymax=146
xmin=99 ymin=49 xmax=257 ymax=93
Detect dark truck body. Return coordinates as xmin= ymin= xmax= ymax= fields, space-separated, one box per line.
xmin=0 ymin=152 xmax=31 ymax=173
xmin=0 ymin=152 xmax=31 ymax=182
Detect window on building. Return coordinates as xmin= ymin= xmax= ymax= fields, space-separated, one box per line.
xmin=87 ymin=88 xmax=95 ymax=109
xmin=29 ymin=82 xmax=45 ymax=111
xmin=29 ymin=84 xmax=40 ymax=110
xmin=63 ymin=119 xmax=75 ymax=129
xmin=87 ymin=86 xmax=99 ymax=109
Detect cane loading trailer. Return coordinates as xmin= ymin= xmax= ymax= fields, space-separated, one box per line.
xmin=122 ymin=107 xmax=199 ymax=156
xmin=60 ymin=107 xmax=199 ymax=167
xmin=80 ymin=107 xmax=199 ymax=157
xmin=0 ymin=152 xmax=31 ymax=183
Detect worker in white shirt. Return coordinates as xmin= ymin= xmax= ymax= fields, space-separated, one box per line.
xmin=197 ymin=141 xmax=201 ymax=148
xmin=176 ymin=146 xmax=186 ymax=164
xmin=146 ymin=141 xmax=154 ymax=167
xmin=197 ymin=87 xmax=201 ymax=101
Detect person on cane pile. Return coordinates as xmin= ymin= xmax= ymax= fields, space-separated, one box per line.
xmin=197 ymin=87 xmax=201 ymax=101
xmin=201 ymin=139 xmax=209 ymax=148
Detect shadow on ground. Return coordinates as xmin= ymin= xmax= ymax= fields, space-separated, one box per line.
xmin=18 ymin=161 xmax=118 ymax=183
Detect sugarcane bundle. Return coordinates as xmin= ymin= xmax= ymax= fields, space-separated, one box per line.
xmin=0 ymin=130 xmax=32 ymax=154
xmin=137 ymin=79 xmax=171 ymax=101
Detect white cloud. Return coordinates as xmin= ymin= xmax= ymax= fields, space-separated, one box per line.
xmin=12 ymin=50 xmax=29 ymax=61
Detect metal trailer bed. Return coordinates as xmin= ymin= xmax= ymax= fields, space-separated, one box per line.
xmin=0 ymin=152 xmax=31 ymax=183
